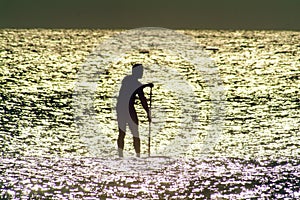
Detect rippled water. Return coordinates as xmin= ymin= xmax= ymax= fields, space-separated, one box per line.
xmin=0 ymin=29 xmax=299 ymax=199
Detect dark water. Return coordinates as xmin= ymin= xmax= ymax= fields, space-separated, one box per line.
xmin=0 ymin=29 xmax=299 ymax=199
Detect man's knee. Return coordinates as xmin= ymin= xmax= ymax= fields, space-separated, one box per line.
xmin=129 ymin=124 xmax=139 ymax=138
xmin=118 ymin=128 xmax=126 ymax=138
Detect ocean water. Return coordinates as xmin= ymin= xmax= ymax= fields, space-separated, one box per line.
xmin=0 ymin=29 xmax=299 ymax=199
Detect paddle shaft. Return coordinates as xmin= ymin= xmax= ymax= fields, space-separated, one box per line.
xmin=148 ymin=86 xmax=152 ymax=157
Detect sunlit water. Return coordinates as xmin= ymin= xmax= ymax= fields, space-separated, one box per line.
xmin=0 ymin=29 xmax=299 ymax=199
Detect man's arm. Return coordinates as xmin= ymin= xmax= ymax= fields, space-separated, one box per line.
xmin=138 ymin=89 xmax=149 ymax=113
xmin=137 ymin=83 xmax=154 ymax=121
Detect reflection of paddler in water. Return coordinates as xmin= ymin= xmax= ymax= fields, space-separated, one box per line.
xmin=117 ymin=64 xmax=153 ymax=158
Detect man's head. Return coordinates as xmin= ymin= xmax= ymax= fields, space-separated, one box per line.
xmin=132 ymin=64 xmax=143 ymax=79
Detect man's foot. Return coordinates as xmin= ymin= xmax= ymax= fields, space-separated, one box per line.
xmin=136 ymin=153 xmax=140 ymax=158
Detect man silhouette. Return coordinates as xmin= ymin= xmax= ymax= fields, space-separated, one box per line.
xmin=116 ymin=64 xmax=153 ymax=158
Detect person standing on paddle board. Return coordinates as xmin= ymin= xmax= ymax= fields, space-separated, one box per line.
xmin=116 ymin=64 xmax=153 ymax=158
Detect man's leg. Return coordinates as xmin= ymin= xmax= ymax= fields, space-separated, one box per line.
xmin=117 ymin=113 xmax=127 ymax=158
xmin=129 ymin=117 xmax=140 ymax=157
xmin=117 ymin=128 xmax=125 ymax=157
xmin=133 ymin=136 xmax=140 ymax=158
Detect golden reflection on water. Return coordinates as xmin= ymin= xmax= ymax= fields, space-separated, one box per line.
xmin=1 ymin=29 xmax=298 ymax=159
xmin=0 ymin=29 xmax=299 ymax=199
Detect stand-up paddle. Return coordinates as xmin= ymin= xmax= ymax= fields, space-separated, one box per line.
xmin=148 ymin=86 xmax=152 ymax=157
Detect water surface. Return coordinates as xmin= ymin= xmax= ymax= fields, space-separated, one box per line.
xmin=0 ymin=29 xmax=299 ymax=199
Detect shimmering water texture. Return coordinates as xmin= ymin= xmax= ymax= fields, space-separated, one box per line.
xmin=1 ymin=29 xmax=299 ymax=199
xmin=73 ymin=28 xmax=224 ymax=160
